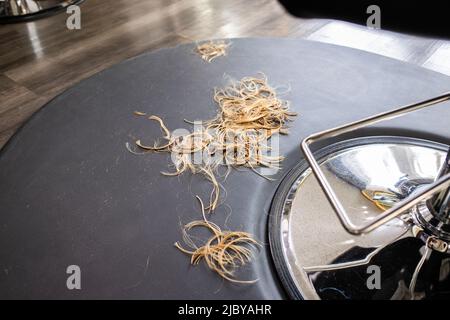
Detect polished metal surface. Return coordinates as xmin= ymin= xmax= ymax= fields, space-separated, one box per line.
xmin=431 ymin=150 xmax=450 ymax=220
xmin=0 ymin=0 xmax=82 ymax=21
xmin=273 ymin=137 xmax=450 ymax=299
xmin=413 ymin=201 xmax=450 ymax=242
xmin=301 ymin=93 xmax=450 ymax=235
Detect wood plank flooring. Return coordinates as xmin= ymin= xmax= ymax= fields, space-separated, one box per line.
xmin=0 ymin=0 xmax=449 ymax=149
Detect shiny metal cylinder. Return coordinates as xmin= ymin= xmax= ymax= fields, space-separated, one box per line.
xmin=431 ymin=149 xmax=450 ymax=222
xmin=0 ymin=0 xmax=84 ymax=22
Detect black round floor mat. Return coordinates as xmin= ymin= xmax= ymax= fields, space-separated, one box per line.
xmin=0 ymin=38 xmax=449 ymax=299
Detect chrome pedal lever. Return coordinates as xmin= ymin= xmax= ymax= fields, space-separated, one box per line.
xmin=301 ymin=92 xmax=450 ymax=235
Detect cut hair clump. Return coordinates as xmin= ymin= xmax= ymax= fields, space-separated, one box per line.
xmin=134 ymin=74 xmax=296 ymax=211
xmin=174 ymin=196 xmax=261 ymax=283
xmin=196 ymin=40 xmax=230 ymax=62
xmin=132 ymin=74 xmax=296 ymax=282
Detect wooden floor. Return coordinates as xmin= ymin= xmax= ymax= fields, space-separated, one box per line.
xmin=1 ymin=0 xmax=449 ymax=149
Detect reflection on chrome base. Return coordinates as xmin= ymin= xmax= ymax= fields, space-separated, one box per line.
xmin=270 ymin=137 xmax=450 ymax=299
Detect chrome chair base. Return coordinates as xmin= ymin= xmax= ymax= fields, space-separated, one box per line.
xmin=0 ymin=0 xmax=84 ymax=23
xmin=269 ymin=136 xmax=450 ymax=299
